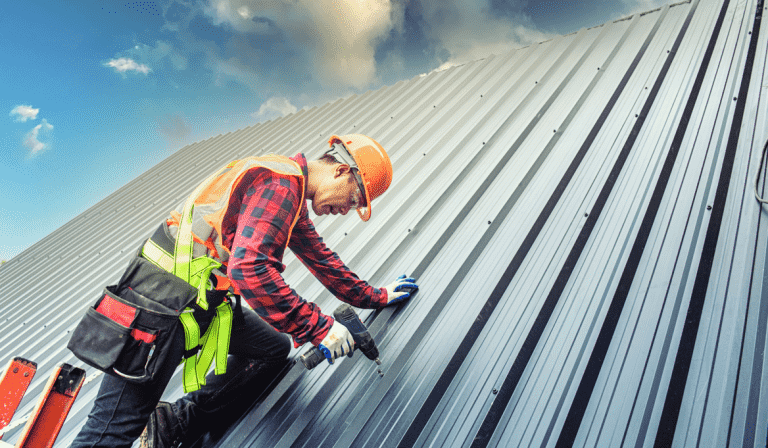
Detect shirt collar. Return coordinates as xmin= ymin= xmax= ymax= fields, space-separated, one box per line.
xmin=291 ymin=153 xmax=309 ymax=199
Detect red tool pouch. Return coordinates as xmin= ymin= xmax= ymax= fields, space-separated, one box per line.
xmin=67 ymin=255 xmax=199 ymax=383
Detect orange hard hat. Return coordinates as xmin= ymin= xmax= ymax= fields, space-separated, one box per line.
xmin=328 ymin=134 xmax=392 ymax=221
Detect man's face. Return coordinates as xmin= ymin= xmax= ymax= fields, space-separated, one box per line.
xmin=311 ymin=165 xmax=365 ymax=217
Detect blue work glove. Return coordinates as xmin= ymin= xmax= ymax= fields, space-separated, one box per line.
xmin=318 ymin=320 xmax=355 ymax=364
xmin=383 ymin=275 xmax=419 ymax=305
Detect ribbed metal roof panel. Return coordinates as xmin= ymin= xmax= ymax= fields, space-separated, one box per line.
xmin=1 ymin=0 xmax=766 ymax=446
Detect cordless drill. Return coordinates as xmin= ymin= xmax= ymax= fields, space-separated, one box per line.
xmin=301 ymin=303 xmax=383 ymax=376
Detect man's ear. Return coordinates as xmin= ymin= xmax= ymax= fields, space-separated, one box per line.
xmin=334 ymin=164 xmax=352 ymax=178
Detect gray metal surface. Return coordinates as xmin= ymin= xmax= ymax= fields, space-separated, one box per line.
xmin=1 ymin=0 xmax=766 ymax=446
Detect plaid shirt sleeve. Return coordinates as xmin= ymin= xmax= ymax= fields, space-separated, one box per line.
xmin=288 ymin=205 xmax=388 ymax=310
xmin=227 ymin=172 xmax=333 ymax=346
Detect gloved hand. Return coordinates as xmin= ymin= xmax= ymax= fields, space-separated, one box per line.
xmin=318 ymin=320 xmax=355 ymax=364
xmin=383 ymin=275 xmax=418 ymax=305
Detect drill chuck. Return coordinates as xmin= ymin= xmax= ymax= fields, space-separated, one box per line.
xmin=300 ymin=347 xmax=327 ymax=370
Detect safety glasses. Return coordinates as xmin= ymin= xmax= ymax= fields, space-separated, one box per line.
xmin=326 ymin=142 xmax=367 ymax=207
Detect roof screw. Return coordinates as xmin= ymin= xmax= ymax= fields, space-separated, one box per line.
xmin=733 ymin=97 xmax=737 ymax=101
xmin=344 ymin=233 xmax=347 ymax=236
xmin=481 ymin=94 xmax=483 ymax=97
xmin=597 ymin=67 xmax=600 ymax=70
xmin=707 ymin=205 xmax=712 ymax=210
xmin=483 ymin=142 xmax=486 ymax=145
xmin=584 ymin=213 xmax=588 ymax=217
xmin=24 ymin=372 xmax=29 ymax=377
xmin=492 ymin=389 xmax=498 ymax=395
xmin=408 ymin=229 xmax=411 ymax=232
xmin=13 ymin=367 xmax=18 ymax=374
xmin=488 ymin=220 xmax=491 ymax=225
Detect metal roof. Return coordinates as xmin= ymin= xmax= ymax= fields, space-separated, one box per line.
xmin=1 ymin=0 xmax=767 ymax=446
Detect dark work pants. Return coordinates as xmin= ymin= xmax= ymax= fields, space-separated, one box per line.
xmin=70 ymin=304 xmax=291 ymax=448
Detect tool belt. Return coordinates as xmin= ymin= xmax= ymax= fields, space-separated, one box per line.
xmin=67 ymin=253 xmax=210 ymax=384
xmin=69 ymin=170 xmax=236 ymax=393
xmin=68 ymin=230 xmax=232 ymax=393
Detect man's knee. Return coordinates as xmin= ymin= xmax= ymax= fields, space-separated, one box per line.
xmin=270 ymin=333 xmax=291 ymax=362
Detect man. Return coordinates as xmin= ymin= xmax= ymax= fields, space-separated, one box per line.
xmin=70 ymin=134 xmax=418 ymax=448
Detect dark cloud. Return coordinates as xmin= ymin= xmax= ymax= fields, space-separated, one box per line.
xmin=408 ymin=0 xmax=551 ymax=71
xmin=374 ymin=0 xmax=440 ymax=83
xmin=165 ymin=0 xmax=192 ymax=22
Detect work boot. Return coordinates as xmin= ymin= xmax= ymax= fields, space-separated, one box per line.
xmin=139 ymin=401 xmax=185 ymax=448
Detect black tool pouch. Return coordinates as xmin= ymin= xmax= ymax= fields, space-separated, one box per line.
xmin=68 ymin=255 xmax=201 ymax=383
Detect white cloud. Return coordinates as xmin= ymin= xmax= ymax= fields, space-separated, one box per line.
xmin=237 ymin=5 xmax=251 ymax=19
xmin=105 ymin=57 xmax=152 ymax=74
xmin=105 ymin=41 xmax=187 ymax=81
xmin=252 ymin=96 xmax=297 ymax=121
xmin=10 ymin=105 xmax=39 ymax=122
xmin=417 ymin=1 xmax=552 ymax=70
xmin=203 ymin=0 xmax=397 ymax=89
xmin=23 ymin=119 xmax=53 ymax=155
xmin=136 ymin=41 xmax=188 ymax=70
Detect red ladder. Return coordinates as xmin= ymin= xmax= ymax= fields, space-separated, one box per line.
xmin=0 ymin=358 xmax=37 ymax=440
xmin=0 ymin=358 xmax=85 ymax=448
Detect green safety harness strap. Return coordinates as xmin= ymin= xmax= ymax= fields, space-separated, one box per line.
xmin=178 ymin=303 xmax=232 ymax=392
xmin=143 ymin=164 xmax=234 ymax=393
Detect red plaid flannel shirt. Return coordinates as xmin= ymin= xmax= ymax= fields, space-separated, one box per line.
xmin=223 ymin=153 xmax=387 ymax=346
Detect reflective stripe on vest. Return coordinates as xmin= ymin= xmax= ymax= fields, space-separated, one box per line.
xmin=142 ymin=154 xmax=305 ymax=393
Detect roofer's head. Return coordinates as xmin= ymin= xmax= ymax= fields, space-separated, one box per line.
xmin=308 ymin=134 xmax=392 ymax=221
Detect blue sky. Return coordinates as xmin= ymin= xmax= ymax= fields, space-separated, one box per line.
xmin=0 ymin=0 xmax=665 ymax=261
